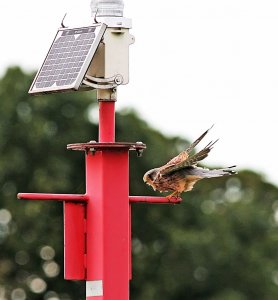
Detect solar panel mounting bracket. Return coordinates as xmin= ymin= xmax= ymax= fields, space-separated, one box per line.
xmin=86 ymin=28 xmax=134 ymax=86
xmin=82 ymin=74 xmax=123 ymax=90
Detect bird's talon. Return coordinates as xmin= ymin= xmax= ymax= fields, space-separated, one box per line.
xmin=166 ymin=195 xmax=182 ymax=204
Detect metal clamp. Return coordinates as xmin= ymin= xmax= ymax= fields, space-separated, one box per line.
xmin=83 ymin=74 xmax=123 ymax=89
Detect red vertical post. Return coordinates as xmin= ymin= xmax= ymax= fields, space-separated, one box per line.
xmin=99 ymin=101 xmax=115 ymax=143
xmin=85 ymin=150 xmax=130 ymax=299
xmin=85 ymin=100 xmax=130 ymax=300
xmin=129 ymin=204 xmax=132 ymax=280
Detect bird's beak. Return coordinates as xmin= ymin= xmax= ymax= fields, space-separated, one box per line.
xmin=143 ymin=174 xmax=147 ymax=183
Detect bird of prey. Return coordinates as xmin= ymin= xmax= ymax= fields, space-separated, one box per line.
xmin=143 ymin=126 xmax=236 ymax=199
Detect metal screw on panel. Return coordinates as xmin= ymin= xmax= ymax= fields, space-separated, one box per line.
xmin=114 ymin=75 xmax=123 ymax=85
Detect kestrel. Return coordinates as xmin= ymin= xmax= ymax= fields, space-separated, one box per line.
xmin=143 ymin=126 xmax=237 ymax=198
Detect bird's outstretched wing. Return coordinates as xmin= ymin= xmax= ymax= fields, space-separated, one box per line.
xmin=185 ymin=124 xmax=214 ymax=154
xmin=159 ymin=126 xmax=216 ymax=176
xmin=184 ymin=139 xmax=218 ymax=166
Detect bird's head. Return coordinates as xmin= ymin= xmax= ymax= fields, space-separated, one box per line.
xmin=143 ymin=168 xmax=160 ymax=189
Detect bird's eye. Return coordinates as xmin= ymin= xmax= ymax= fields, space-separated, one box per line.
xmin=148 ymin=172 xmax=155 ymax=181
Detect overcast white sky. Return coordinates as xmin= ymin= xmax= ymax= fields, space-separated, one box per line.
xmin=1 ymin=0 xmax=278 ymax=185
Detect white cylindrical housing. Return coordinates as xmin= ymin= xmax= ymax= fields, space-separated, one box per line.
xmin=91 ymin=0 xmax=124 ymax=17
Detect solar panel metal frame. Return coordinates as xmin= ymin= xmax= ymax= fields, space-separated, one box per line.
xmin=29 ymin=23 xmax=107 ymax=95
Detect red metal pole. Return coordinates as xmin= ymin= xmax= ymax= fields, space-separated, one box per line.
xmin=85 ymin=100 xmax=129 ymax=300
xmin=99 ymin=101 xmax=115 ymax=143
xmin=85 ymin=149 xmax=130 ymax=300
xmin=129 ymin=204 xmax=132 ymax=280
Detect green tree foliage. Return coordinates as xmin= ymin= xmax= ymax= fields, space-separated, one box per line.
xmin=1 ymin=67 xmax=278 ymax=299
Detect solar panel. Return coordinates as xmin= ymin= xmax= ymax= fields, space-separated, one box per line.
xmin=29 ymin=23 xmax=107 ymax=95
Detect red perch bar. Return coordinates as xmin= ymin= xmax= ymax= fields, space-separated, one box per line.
xmin=17 ymin=193 xmax=88 ymax=202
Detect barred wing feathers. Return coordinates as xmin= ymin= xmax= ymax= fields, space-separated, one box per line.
xmin=159 ymin=126 xmax=216 ymax=176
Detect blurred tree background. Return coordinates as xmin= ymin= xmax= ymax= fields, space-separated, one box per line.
xmin=1 ymin=67 xmax=278 ymax=300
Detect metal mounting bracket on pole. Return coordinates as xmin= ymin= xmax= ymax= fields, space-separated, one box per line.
xmin=83 ymin=74 xmax=123 ymax=89
xmin=87 ymin=27 xmax=134 ymax=86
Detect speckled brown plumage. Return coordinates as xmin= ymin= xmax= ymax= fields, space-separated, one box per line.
xmin=143 ymin=126 xmax=236 ymax=199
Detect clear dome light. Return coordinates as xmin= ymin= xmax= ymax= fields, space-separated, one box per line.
xmin=91 ymin=0 xmax=124 ymax=17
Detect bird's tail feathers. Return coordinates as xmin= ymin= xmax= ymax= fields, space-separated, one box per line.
xmin=195 ymin=165 xmax=237 ymax=178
